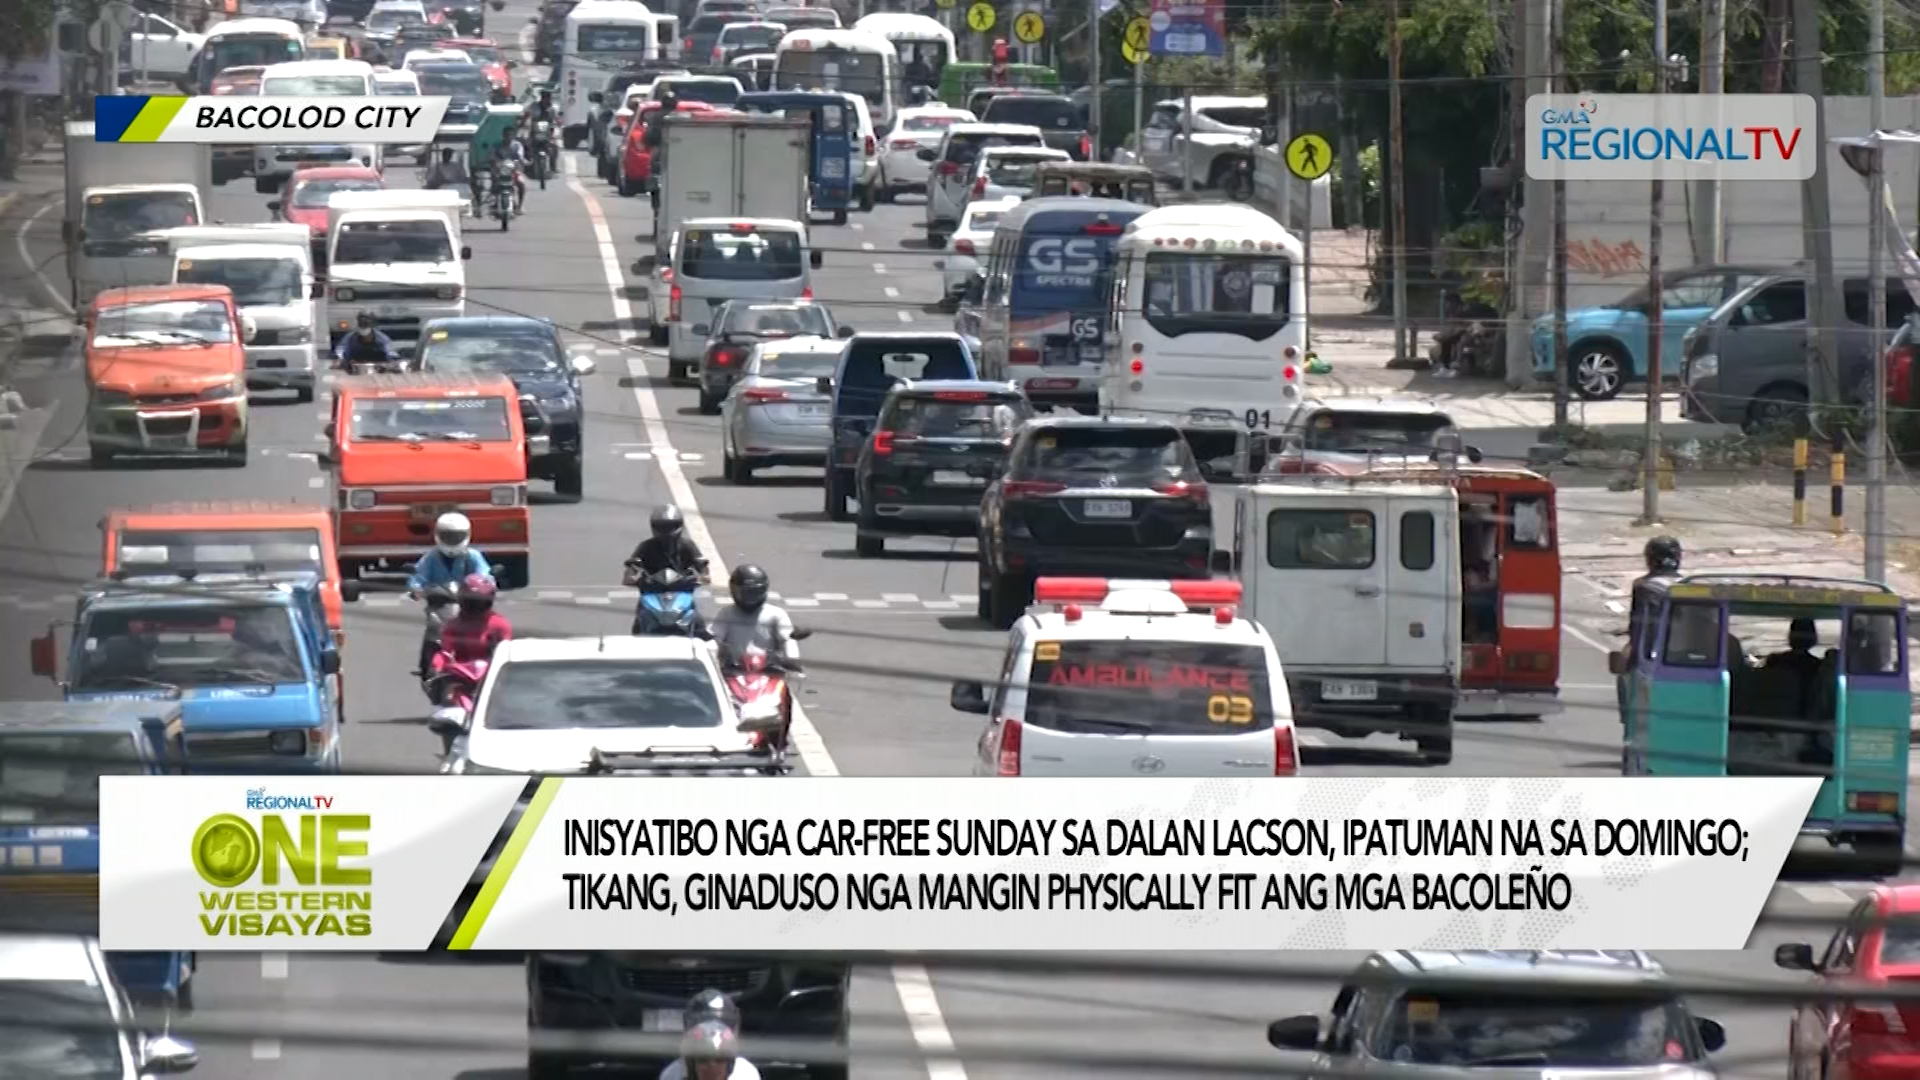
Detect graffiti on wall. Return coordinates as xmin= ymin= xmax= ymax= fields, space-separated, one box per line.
xmin=1567 ymin=238 xmax=1648 ymax=278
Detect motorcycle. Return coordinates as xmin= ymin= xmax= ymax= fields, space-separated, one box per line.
xmin=424 ymin=649 xmax=489 ymax=753
xmin=722 ymin=630 xmax=811 ymax=758
xmin=530 ymin=121 xmax=556 ymax=188
xmin=491 ymin=159 xmax=517 ymax=230
xmin=416 ymin=583 xmax=459 ymax=680
xmin=628 ymin=566 xmax=704 ymax=636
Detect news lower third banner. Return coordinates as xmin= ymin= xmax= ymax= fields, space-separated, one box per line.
xmin=97 ymin=776 xmax=1818 ymax=952
xmin=92 ymin=96 xmax=452 ymax=144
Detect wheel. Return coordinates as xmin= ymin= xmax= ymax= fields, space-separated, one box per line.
xmin=498 ymin=556 xmax=531 ymax=590
xmin=876 ymin=179 xmax=894 ymax=204
xmin=859 ymin=182 xmax=875 ymax=211
xmin=668 ymin=359 xmax=689 ymax=383
xmin=1745 ymin=382 xmax=1810 ymax=433
xmin=697 ymin=388 xmax=721 ymax=415
xmin=856 ymin=532 xmax=884 ymax=557
xmin=255 ymin=175 xmax=278 ymax=194
xmin=722 ymin=449 xmax=741 ymax=482
xmin=294 ymin=384 xmax=315 ymax=404
xmin=89 ymin=445 xmax=114 ymax=469
xmin=824 ymin=469 xmax=852 ymax=522
xmin=975 ymin=554 xmax=992 ymax=620
xmin=618 ymin=173 xmax=636 ymax=197
xmin=1571 ymin=340 xmax=1629 ymax=400
xmin=500 ymin=213 xmax=510 ymax=232
xmin=553 ymin=456 xmax=583 ymax=498
xmin=832 ymin=207 xmax=849 ymax=225
xmin=649 ymin=323 xmax=668 ymax=346
xmin=526 ymin=1051 xmax=569 ymax=1080
xmin=223 ymin=443 xmax=249 ymax=467
xmin=927 ymin=228 xmax=945 ymax=247
xmin=1849 ymin=836 xmax=1906 ymax=879
xmin=1413 ymin=706 xmax=1454 ymax=766
xmin=986 ymin=569 xmax=1028 ymax=630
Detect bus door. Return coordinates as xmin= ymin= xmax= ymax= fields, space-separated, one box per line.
xmin=1457 ymin=477 xmax=1560 ymax=713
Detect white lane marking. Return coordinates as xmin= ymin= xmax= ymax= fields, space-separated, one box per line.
xmin=816 ymin=592 xmax=849 ymax=600
xmin=251 ymin=1040 xmax=283 ymax=1060
xmin=573 ymin=596 xmax=614 ymax=605
xmin=851 ymin=221 xmax=865 ymax=231
xmin=861 ymin=241 xmax=876 ymax=251
xmin=307 ymin=477 xmax=325 ymax=488
xmin=1791 ymin=884 xmax=1858 ymax=905
xmin=881 ymin=593 xmax=919 ymax=601
xmin=885 ymin=286 xmax=900 ymax=298
xmin=896 ymin=310 xmax=914 ymax=323
xmin=1564 ymin=622 xmax=1613 ymax=655
xmin=15 ymin=196 xmax=74 ymax=314
xmin=260 ymin=953 xmax=289 ymax=980
xmin=872 ymin=262 xmax=887 ymax=273
xmin=568 ymin=156 xmax=966 ymax=1080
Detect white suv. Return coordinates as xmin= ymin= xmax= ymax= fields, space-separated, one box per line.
xmin=949 ymin=578 xmax=1301 ymax=777
xmin=921 ymin=122 xmax=1046 ymax=243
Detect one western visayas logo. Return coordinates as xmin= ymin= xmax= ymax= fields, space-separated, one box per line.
xmin=191 ymin=789 xmax=371 ymax=937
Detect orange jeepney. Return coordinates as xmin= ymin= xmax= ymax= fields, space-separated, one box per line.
xmin=85 ymin=284 xmax=252 ymax=468
xmin=325 ymin=373 xmax=533 ymax=587
xmin=1358 ymin=462 xmax=1562 ymax=718
xmin=99 ymin=502 xmax=363 ymax=641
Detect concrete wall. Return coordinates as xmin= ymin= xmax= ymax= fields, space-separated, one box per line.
xmin=1251 ymin=144 xmax=1331 ymax=230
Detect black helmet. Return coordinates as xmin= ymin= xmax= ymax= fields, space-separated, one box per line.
xmin=730 ymin=564 xmax=770 ymax=611
xmin=650 ymin=504 xmax=685 ymax=540
xmin=356 ymin=311 xmax=376 ymax=331
xmin=1644 ymin=535 xmax=1682 ymax=574
xmin=538 ymin=86 xmax=552 ymax=100
xmin=681 ymin=1020 xmax=737 ymax=1068
xmin=684 ymin=988 xmax=741 ymax=1032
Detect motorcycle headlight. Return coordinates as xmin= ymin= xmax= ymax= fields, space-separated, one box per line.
xmin=269 ymin=729 xmax=308 ymax=755
xmin=347 ymin=488 xmax=376 ymax=510
xmin=490 ymin=485 xmax=519 ymax=506
xmin=92 ymin=388 xmax=134 ymax=406
xmin=436 ymin=285 xmax=461 ymax=301
xmin=196 ymin=378 xmax=243 ymax=402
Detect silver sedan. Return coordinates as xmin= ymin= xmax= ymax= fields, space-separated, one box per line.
xmin=719 ymin=336 xmax=846 ymax=482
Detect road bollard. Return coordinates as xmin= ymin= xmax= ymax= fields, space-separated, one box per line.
xmin=1792 ymin=438 xmax=1808 ymax=526
xmin=1830 ymin=434 xmax=1847 ymax=536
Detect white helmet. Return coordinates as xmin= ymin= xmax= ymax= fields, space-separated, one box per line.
xmin=434 ymin=512 xmax=472 ymax=556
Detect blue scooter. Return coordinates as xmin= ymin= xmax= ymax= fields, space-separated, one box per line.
xmin=629 ymin=566 xmax=704 ymax=636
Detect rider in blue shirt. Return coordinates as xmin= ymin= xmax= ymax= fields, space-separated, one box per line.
xmin=334 ymin=312 xmax=400 ymax=368
xmin=408 ymin=512 xmax=495 ymax=674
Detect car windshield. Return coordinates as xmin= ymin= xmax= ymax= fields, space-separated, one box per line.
xmin=291 ymin=177 xmax=382 ymax=207
xmin=482 ymin=659 xmax=724 ymax=730
xmin=885 ymin=394 xmax=1025 ymax=438
xmin=1026 ymin=640 xmax=1273 ymax=735
xmin=375 ymin=79 xmax=418 ymax=95
xmin=0 ymin=732 xmax=146 ymax=825
xmin=92 ymin=300 xmax=233 ymax=348
xmin=838 ymin=341 xmax=974 ymax=414
xmin=1021 ymin=426 xmax=1192 ymax=482
xmin=664 ymin=78 xmax=741 ymax=105
xmin=1302 ymin=410 xmax=1459 ymax=453
xmin=262 ymin=74 xmax=366 ymax=95
xmin=333 ymin=219 xmax=453 ymax=264
xmin=985 ymin=154 xmax=1057 ymax=187
xmin=177 ymin=256 xmax=303 ymax=307
xmin=367 ymin=9 xmax=423 ymax=29
xmin=722 ymin=303 xmax=833 ymax=338
xmin=577 ymin=25 xmax=650 ymax=51
xmin=1198 ymin=105 xmax=1264 ymax=129
xmin=904 ymin=113 xmax=964 ymax=132
xmin=772 ymin=10 xmax=837 ymax=28
xmin=72 ymin=601 xmax=308 ymax=689
xmin=349 ymin=396 xmax=514 ymax=442
xmin=419 ymin=328 xmax=564 ymax=374
xmin=722 ymin=25 xmax=784 ymax=48
xmin=755 ymin=349 xmax=840 ymax=380
xmin=207 ymin=35 xmax=303 ymax=69
xmin=416 ymin=65 xmax=489 ymax=98
xmin=117 ymin=527 xmax=325 ymax=576
xmin=1374 ymin=990 xmax=1699 ymax=1068
xmin=81 ymin=190 xmax=198 ymax=240
xmin=0 ymin=981 xmax=128 ymax=1080
xmin=983 ymin=96 xmax=1080 ymax=129
xmin=680 ymin=227 xmax=804 ymax=281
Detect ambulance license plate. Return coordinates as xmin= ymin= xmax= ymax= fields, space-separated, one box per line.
xmin=1321 ymin=680 xmax=1378 ymax=701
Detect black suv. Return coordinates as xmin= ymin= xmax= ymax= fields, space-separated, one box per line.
xmin=416 ymin=316 xmax=593 ymax=497
xmin=854 ymin=380 xmax=1030 ymax=557
xmin=977 ymin=416 xmax=1212 ymax=627
xmin=979 ymin=92 xmax=1092 ymax=160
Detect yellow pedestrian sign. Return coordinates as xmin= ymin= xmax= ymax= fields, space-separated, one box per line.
xmin=1285 ymin=132 xmax=1333 ymax=181
xmin=1121 ymin=16 xmax=1149 ymax=63
xmin=966 ymin=1 xmax=995 ymax=32
xmin=1013 ymin=10 xmax=1044 ymax=43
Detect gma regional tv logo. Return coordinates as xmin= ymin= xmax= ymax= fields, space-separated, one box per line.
xmin=191 ymin=790 xmax=371 ymax=938
xmin=1525 ymin=92 xmax=1817 ymax=182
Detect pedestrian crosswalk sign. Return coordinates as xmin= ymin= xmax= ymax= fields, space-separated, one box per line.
xmin=1285 ymin=132 xmax=1333 ymax=181
xmin=1013 ymin=11 xmax=1044 ymax=43
xmin=966 ymin=2 xmax=995 ymax=31
xmin=1121 ymin=17 xmax=1149 ymax=63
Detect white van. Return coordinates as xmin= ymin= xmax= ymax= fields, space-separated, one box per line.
xmin=324 ymin=189 xmax=469 ymax=347
xmin=1232 ymin=479 xmax=1461 ymax=765
xmin=253 ymin=59 xmax=380 ymax=193
xmin=560 ymin=0 xmax=679 ymax=146
xmin=172 ymin=225 xmax=320 ymax=400
xmin=665 ymin=217 xmax=820 ymax=376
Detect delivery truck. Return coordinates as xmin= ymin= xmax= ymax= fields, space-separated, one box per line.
xmin=63 ymin=123 xmax=215 ymax=311
xmin=652 ymin=113 xmax=810 ymax=245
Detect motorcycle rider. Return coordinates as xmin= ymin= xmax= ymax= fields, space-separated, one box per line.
xmin=662 ymin=1020 xmax=755 ymax=1080
xmin=488 ymin=137 xmax=529 ymax=215
xmin=527 ymin=86 xmax=559 ymax=130
xmin=709 ymin=564 xmax=799 ymax=668
xmin=625 ymin=505 xmax=710 ymax=634
xmin=658 ymin=991 xmax=758 ymax=1080
xmin=434 ymin=574 xmax=513 ymax=665
xmin=1618 ymin=535 xmax=1683 ymax=712
xmin=406 ymin=513 xmax=495 ymax=674
xmin=333 ymin=312 xmax=400 ymax=369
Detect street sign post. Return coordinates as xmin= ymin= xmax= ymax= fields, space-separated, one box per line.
xmin=1284 ymin=132 xmax=1331 ymax=181
xmin=1283 ymin=131 xmax=1332 ymax=353
xmin=1121 ymin=16 xmax=1148 ymax=63
xmin=1147 ymin=0 xmax=1224 ymax=57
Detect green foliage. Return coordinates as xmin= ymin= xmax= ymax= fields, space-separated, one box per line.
xmin=1 ymin=0 xmax=59 ymax=63
xmin=1436 ymin=219 xmax=1506 ymax=308
xmin=1327 ymin=143 xmax=1380 ymax=228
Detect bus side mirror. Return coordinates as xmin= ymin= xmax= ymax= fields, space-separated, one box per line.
xmin=1465 ymin=445 xmax=1484 ymax=463
xmin=460 ymin=246 xmax=472 ymax=260
xmin=1607 ymin=650 xmax=1627 ymax=676
xmin=29 ymin=632 xmax=57 ymax=679
xmin=320 ymin=649 xmax=342 ymax=676
xmin=810 ymin=250 xmax=823 ymax=269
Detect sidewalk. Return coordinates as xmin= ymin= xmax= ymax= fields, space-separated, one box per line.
xmin=0 ymin=150 xmax=73 ymax=523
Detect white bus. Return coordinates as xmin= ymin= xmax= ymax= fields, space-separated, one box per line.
xmin=774 ymin=28 xmax=896 ymax=130
xmin=560 ymin=0 xmax=680 ymax=146
xmin=1102 ymin=203 xmax=1308 ymax=475
xmin=850 ymin=13 xmax=953 ymax=96
xmin=252 ymin=59 xmax=379 ymax=193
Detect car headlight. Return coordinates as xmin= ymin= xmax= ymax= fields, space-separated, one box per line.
xmin=347 ymin=488 xmax=376 ymax=510
xmin=333 ymin=287 xmax=356 ymax=302
xmin=196 ymin=378 xmax=243 ymax=402
xmin=269 ymin=729 xmax=308 ymax=755
xmin=1688 ymin=355 xmax=1717 ymax=383
xmin=436 ymin=285 xmax=461 ymax=301
xmin=490 ymin=485 xmax=519 ymax=506
xmin=280 ymin=326 xmax=312 ymax=344
xmin=92 ymin=388 xmax=134 ymax=406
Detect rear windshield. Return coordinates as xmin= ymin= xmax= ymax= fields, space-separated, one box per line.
xmin=1026 ymin=640 xmax=1273 ymax=735
xmin=1019 ymin=425 xmax=1194 ymax=482
xmin=291 ymin=176 xmax=382 ymax=207
xmin=690 ymin=15 xmax=730 ymax=32
xmin=349 ymin=396 xmax=514 ymax=442
xmin=945 ymin=131 xmax=1044 ymax=165
xmin=721 ymin=25 xmax=784 ymax=49
xmin=1301 ymin=410 xmax=1459 ymax=453
xmin=985 ymin=154 xmax=1057 ymax=187
xmin=982 ymin=96 xmax=1081 ymax=130
xmin=0 ymin=732 xmax=145 ymax=825
xmin=721 ymin=303 xmax=833 ymax=338
xmin=963 ymin=207 xmax=1008 ymax=233
xmin=367 ymin=8 xmax=424 ymax=28
xmin=757 ymin=348 xmax=840 ymax=379
xmin=882 ymin=394 xmax=1026 ymax=438
xmin=1012 ymin=226 xmax=1127 ymax=319
xmin=772 ymin=10 xmax=837 ymax=28
xmin=117 ymin=528 xmax=325 ymax=576
xmin=838 ymin=342 xmax=975 ymax=412
xmin=680 ymin=227 xmax=804 ymax=281
xmin=904 ymin=113 xmax=965 ymax=132
xmin=375 ymin=79 xmax=418 ymax=95
xmin=1374 ymin=990 xmax=1700 ymax=1068
xmin=206 ymin=35 xmax=304 ymax=70
xmin=576 ymin=25 xmax=649 ymax=51
xmin=662 ymin=78 xmax=741 ymax=105
xmin=262 ymin=74 xmax=366 ymax=95
xmin=333 ymin=219 xmax=452 ymax=264
xmin=482 ymin=659 xmax=723 ymax=730
xmin=1198 ymin=106 xmax=1264 ymax=129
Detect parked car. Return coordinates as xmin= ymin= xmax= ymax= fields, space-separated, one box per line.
xmin=1135 ymin=95 xmax=1264 ymax=190
xmin=1530 ymin=264 xmax=1774 ymax=400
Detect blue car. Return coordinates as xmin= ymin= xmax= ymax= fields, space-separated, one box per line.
xmin=1529 ymin=264 xmax=1774 ymax=400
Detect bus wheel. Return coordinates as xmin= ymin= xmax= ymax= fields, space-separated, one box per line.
xmin=1412 ymin=707 xmax=1453 ymax=766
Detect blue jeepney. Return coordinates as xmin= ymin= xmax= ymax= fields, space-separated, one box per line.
xmin=0 ymin=700 xmax=198 ymax=1006
xmin=737 ymin=90 xmax=859 ymax=223
xmin=29 ymin=574 xmax=344 ymax=773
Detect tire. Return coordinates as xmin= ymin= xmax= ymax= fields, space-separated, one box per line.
xmin=927 ymin=228 xmax=945 ymax=247
xmin=855 ymin=498 xmax=884 ymax=556
xmin=498 ymin=556 xmax=531 ymax=590
xmin=553 ymin=455 xmax=583 ymax=498
xmin=255 ymin=175 xmax=278 ymax=194
xmin=697 ymin=388 xmax=721 ymax=415
xmin=986 ymin=569 xmax=1027 ymax=630
xmin=1571 ymin=340 xmax=1629 ymax=401
xmin=668 ymin=360 xmax=689 ymax=383
xmin=975 ymin=553 xmax=992 ymax=620
xmin=807 ymin=1066 xmax=849 ymax=1080
xmin=1413 ymin=706 xmax=1454 ymax=766
xmin=832 ymin=207 xmax=849 ymax=225
xmin=722 ymin=449 xmax=741 ymax=482
xmin=526 ymin=1052 xmax=569 ymax=1080
xmin=824 ymin=469 xmax=852 ymax=522
xmin=294 ymin=384 xmax=315 ymax=404
xmin=500 ymin=213 xmax=511 ymax=232
xmin=223 ymin=443 xmax=249 ymax=467
xmin=89 ymin=445 xmax=114 ymax=469
xmin=649 ymin=323 xmax=668 ymax=346
xmin=876 ymin=180 xmax=894 ymax=204
xmin=859 ymin=182 xmax=875 ymax=211
xmin=618 ymin=173 xmax=636 ymax=198
xmin=1745 ymin=382 xmax=1810 ymax=434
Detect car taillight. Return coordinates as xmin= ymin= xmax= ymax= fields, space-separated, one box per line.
xmin=1078 ymin=134 xmax=1091 ymax=158
xmin=711 ymin=47 xmax=722 ymax=62
xmin=872 ymin=430 xmax=895 ymax=455
xmin=1889 ymin=344 xmax=1914 ymax=406
xmin=742 ymin=387 xmax=788 ymax=403
xmin=1274 ymin=725 xmax=1297 ymax=776
xmin=890 ymin=137 xmax=917 ymax=149
xmin=933 ymin=391 xmax=988 ymax=401
xmin=1009 ymin=345 xmax=1040 ymax=365
xmin=954 ymin=238 xmax=975 ymax=255
xmin=1851 ymin=1004 xmax=1909 ymax=1037
xmin=1001 ymin=479 xmax=1065 ymax=498
xmin=712 ymin=347 xmax=744 ymax=367
xmin=1154 ymin=479 xmax=1208 ymax=505
xmin=938 ymin=161 xmax=959 ymax=176
xmin=973 ymin=176 xmax=986 ymax=196
xmin=669 ymin=284 xmax=682 ymax=322
xmin=682 ymin=37 xmax=693 ymax=50
xmin=801 ymin=286 xmax=813 ymax=299
xmin=996 ymin=718 xmax=1022 ymax=775
xmin=864 ymin=134 xmax=875 ymax=155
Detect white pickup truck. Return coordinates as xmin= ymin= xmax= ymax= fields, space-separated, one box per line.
xmin=323 ymin=189 xmax=470 ymax=349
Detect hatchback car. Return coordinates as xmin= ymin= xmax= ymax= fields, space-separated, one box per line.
xmin=1778 ymin=883 xmax=1920 ymax=1080
xmin=698 ymin=299 xmax=849 ymax=413
xmin=977 ymin=415 xmax=1211 ymax=628
xmin=720 ymin=336 xmax=846 ymax=482
xmin=853 ymin=380 xmax=1029 ymax=556
xmin=878 ymin=105 xmax=976 ymax=200
xmin=921 ymin=122 xmax=1047 ymax=242
xmin=415 ymin=316 xmax=597 ymax=497
xmin=1528 ymin=264 xmax=1775 ymax=400
xmin=824 ymin=332 xmax=979 ymax=520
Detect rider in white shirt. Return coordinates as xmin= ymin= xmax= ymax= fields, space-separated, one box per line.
xmin=660 ymin=1021 xmax=758 ymax=1080
xmin=707 ymin=565 xmax=799 ymax=667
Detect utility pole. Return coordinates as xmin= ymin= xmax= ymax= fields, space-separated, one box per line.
xmin=1387 ymin=0 xmax=1409 ymax=362
xmin=1792 ymin=0 xmax=1842 ymax=407
xmin=1503 ymin=0 xmax=1552 ymax=386
xmin=1637 ymin=0 xmax=1668 ymax=524
xmin=1865 ymin=0 xmax=1889 ymax=581
xmin=1694 ymin=0 xmax=1725 ymax=264
xmin=1762 ymin=0 xmax=1788 ymax=92
xmin=1279 ymin=0 xmax=1294 ymax=230
xmin=1550 ymin=0 xmax=1568 ymax=427
xmin=1088 ymin=2 xmax=1101 ymax=150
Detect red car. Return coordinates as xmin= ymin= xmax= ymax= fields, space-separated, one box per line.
xmin=444 ymin=37 xmax=511 ymax=98
xmin=617 ymin=100 xmax=722 ymax=198
xmin=271 ymin=165 xmax=384 ymax=265
xmin=1780 ymin=883 xmax=1920 ymax=1080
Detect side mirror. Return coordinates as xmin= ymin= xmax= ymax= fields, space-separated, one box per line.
xmin=266 ymin=200 xmax=282 ymax=212
xmin=1465 ymin=445 xmax=1484 ymax=463
xmin=460 ymin=245 xmax=472 ymax=260
xmin=1774 ymin=942 xmax=1816 ymax=971
xmin=588 ymin=91 xmax=603 ymax=104
xmin=1607 ymin=650 xmax=1627 ymax=676
xmin=241 ymin=315 xmax=258 ymax=343
xmin=1210 ymin=549 xmax=1233 ymax=574
xmin=791 ymin=628 xmax=814 ymax=641
xmin=311 ymin=280 xmax=325 ymax=299
xmin=427 ymin=709 xmax=467 ymax=740
xmin=1266 ymin=1015 xmax=1321 ymax=1052
xmin=916 ymin=148 xmax=936 ymax=161
xmin=29 ymin=632 xmax=57 ymax=679
xmin=339 ymin=580 xmax=363 ymax=603
xmin=323 ymin=420 xmax=337 ymax=440
xmin=949 ymin=679 xmax=990 ymax=714
xmin=810 ymin=250 xmax=823 ymax=269
xmin=815 ymin=375 xmax=833 ymax=395
xmin=933 ymin=258 xmax=945 ymax=269
xmin=836 ymin=326 xmax=854 ymax=338
xmin=140 ymin=1034 xmax=200 ymax=1074
xmin=319 ymin=649 xmax=342 ymax=676
xmin=570 ymin=355 xmax=597 ymax=375
xmin=1694 ymin=1018 xmax=1726 ymax=1054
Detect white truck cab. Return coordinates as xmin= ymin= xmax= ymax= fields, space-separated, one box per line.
xmin=1232 ymin=478 xmax=1461 ymax=765
xmin=323 ymin=189 xmax=469 ymax=347
xmin=169 ymin=223 xmax=319 ymax=400
xmin=62 ymin=123 xmax=214 ymax=310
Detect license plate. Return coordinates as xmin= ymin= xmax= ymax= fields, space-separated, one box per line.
xmin=822 ymin=157 xmax=847 ymax=177
xmin=641 ymin=1009 xmax=680 ymax=1032
xmin=1321 ymin=680 xmax=1378 ymax=702
xmin=1077 ymin=344 xmax=1104 ymax=361
xmin=932 ymin=470 xmax=984 ymax=486
xmin=378 ymin=306 xmax=406 ymax=318
xmin=797 ymin=403 xmax=829 ymax=417
xmin=410 ymin=503 xmax=456 ymax=521
xmin=1082 ymin=499 xmax=1132 ymax=518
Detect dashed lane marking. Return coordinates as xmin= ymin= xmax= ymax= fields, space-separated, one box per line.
xmin=260 ymin=953 xmax=289 ymax=980
xmin=897 ymin=310 xmax=914 ymax=322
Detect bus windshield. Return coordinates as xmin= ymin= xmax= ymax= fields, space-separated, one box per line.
xmin=576 ymin=23 xmax=651 ymax=52
xmin=1141 ymin=251 xmax=1291 ymax=339
xmin=780 ymin=46 xmax=887 ymax=109
xmin=205 ymin=34 xmax=304 ymax=75
xmin=262 ymin=74 xmax=367 ymax=95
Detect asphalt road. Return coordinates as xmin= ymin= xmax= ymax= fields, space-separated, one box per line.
xmin=0 ymin=31 xmax=1903 ymax=1078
